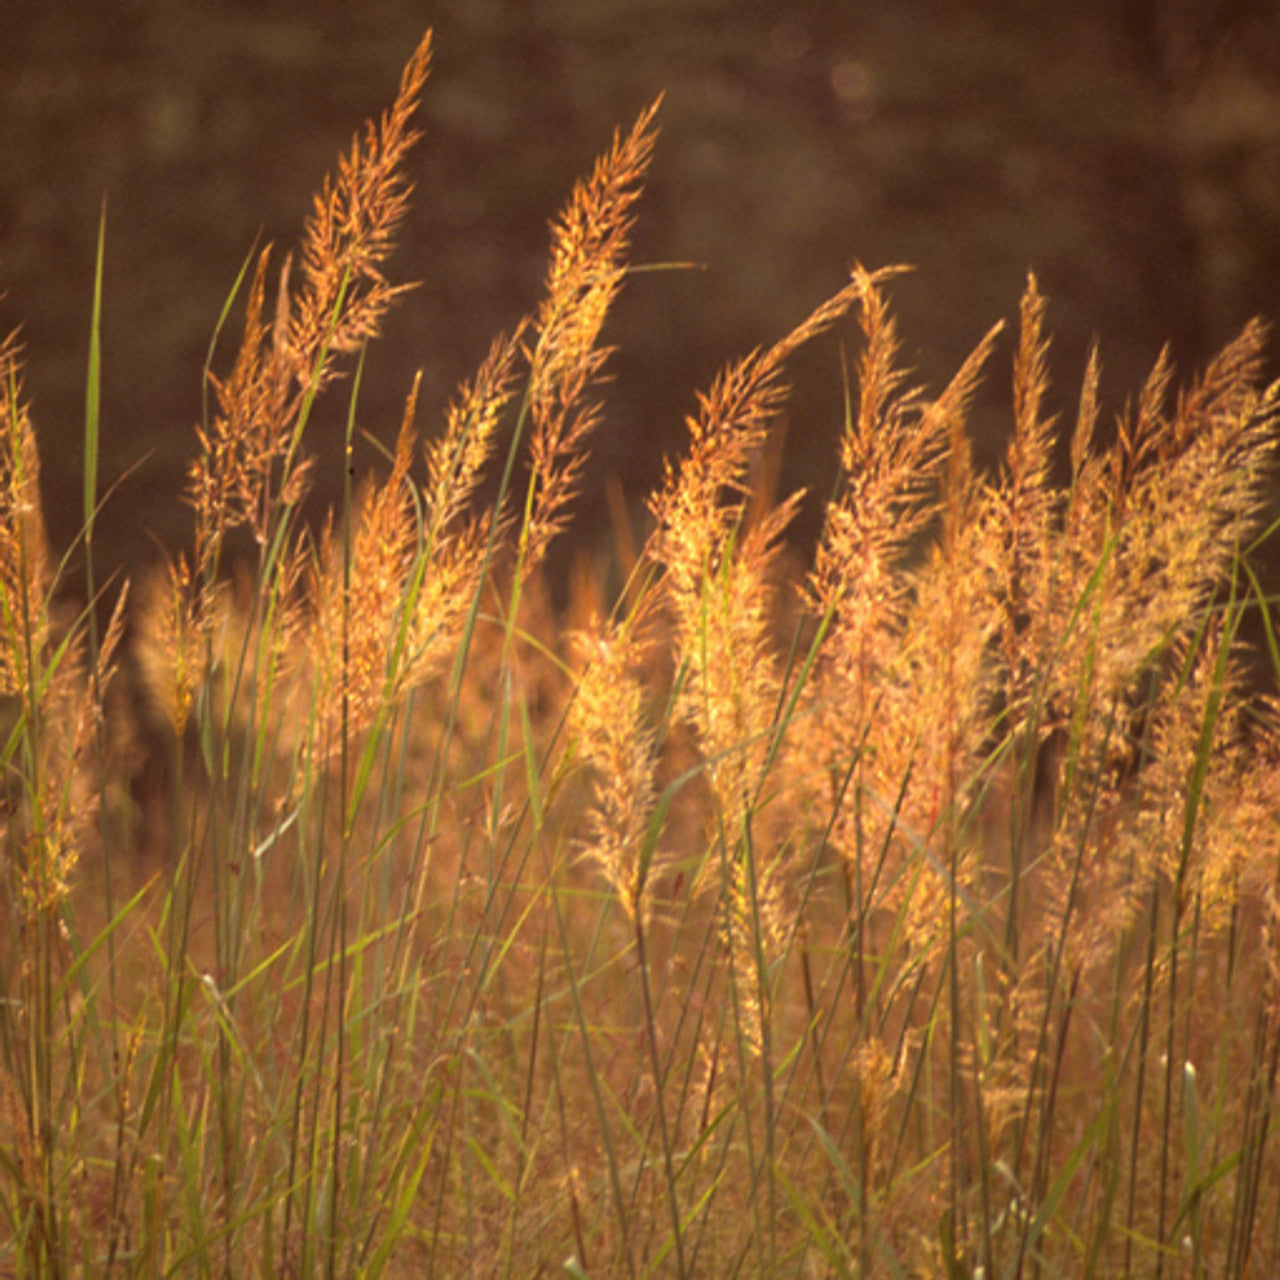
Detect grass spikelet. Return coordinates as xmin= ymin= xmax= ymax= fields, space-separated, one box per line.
xmin=1106 ymin=321 xmax=1274 ymax=668
xmin=1132 ymin=623 xmax=1255 ymax=930
xmin=652 ymin=278 xmax=864 ymax=600
xmin=0 ymin=335 xmax=130 ymax=1280
xmin=0 ymin=333 xmax=93 ymax=913
xmin=1070 ymin=337 xmax=1103 ymax=484
xmin=881 ymin=331 xmax=1004 ymax=947
xmin=186 ymin=31 xmax=430 ymax=604
xmin=646 ymin=279 xmax=863 ymax=1069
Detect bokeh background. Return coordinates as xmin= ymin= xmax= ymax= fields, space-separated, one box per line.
xmin=3 ymin=0 xmax=1279 ymax=588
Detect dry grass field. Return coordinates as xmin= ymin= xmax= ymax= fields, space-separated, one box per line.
xmin=2 ymin=30 xmax=1280 ymax=1278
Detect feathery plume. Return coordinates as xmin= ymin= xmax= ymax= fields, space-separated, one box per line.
xmin=135 ymin=553 xmax=215 ymax=740
xmin=187 ymin=31 xmax=432 ymax=580
xmin=308 ymin=385 xmax=420 ymax=758
xmin=803 ymin=273 xmax=1001 ymax=949
xmin=519 ymin=100 xmax=661 ymax=580
xmin=0 ymin=331 xmax=50 ymax=700
xmin=0 ymin=335 xmax=126 ymax=912
xmin=187 ymin=249 xmax=296 ymax=561
xmin=569 ymin=618 xmax=661 ymax=923
xmin=286 ymin=30 xmax=432 ymax=397
xmin=423 ymin=327 xmax=524 ymax=544
xmin=647 ymin=279 xmax=864 ymax=1053
xmin=991 ymin=275 xmax=1058 ymax=707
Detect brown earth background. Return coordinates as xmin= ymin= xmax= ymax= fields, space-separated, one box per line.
xmin=2 ymin=0 xmax=1279 ymax=593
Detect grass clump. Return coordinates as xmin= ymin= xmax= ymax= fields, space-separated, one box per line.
xmin=3 ymin=27 xmax=1280 ymax=1279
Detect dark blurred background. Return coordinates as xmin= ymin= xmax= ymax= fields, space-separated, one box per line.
xmin=2 ymin=0 xmax=1279 ymax=588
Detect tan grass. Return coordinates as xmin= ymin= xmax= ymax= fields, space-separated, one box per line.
xmin=6 ymin=28 xmax=1280 ymax=1279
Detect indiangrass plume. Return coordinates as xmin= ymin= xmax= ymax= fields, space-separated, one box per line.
xmin=803 ymin=267 xmax=1004 ymax=961
xmin=185 ymin=28 xmax=431 ymax=605
xmin=0 ymin=333 xmax=127 ymax=915
xmin=568 ymin=612 xmax=661 ymax=926
xmin=8 ymin=27 xmax=1280 ymax=1280
xmin=518 ymin=101 xmax=660 ymax=585
xmin=1 ymin=330 xmax=129 ymax=1278
xmin=285 ymin=31 xmax=432 ymax=404
xmin=647 ymin=279 xmax=866 ymax=1067
xmin=650 ymin=277 xmax=867 ymax=824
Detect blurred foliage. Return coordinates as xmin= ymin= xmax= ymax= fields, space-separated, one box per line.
xmin=2 ymin=0 xmax=1278 ymax=579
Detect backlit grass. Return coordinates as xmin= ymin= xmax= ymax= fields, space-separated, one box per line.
xmin=2 ymin=29 xmax=1279 ymax=1279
